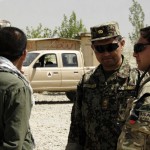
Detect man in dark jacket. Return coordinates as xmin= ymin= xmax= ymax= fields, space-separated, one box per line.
xmin=0 ymin=27 xmax=35 ymax=149
xmin=66 ymin=21 xmax=139 ymax=150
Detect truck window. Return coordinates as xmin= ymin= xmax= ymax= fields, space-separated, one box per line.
xmin=44 ymin=54 xmax=58 ymax=67
xmin=23 ymin=53 xmax=39 ymax=66
xmin=62 ymin=53 xmax=78 ymax=67
xmin=36 ymin=53 xmax=58 ymax=67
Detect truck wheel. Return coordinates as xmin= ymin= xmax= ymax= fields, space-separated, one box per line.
xmin=65 ymin=91 xmax=76 ymax=102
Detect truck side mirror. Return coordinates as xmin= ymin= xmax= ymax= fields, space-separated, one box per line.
xmin=33 ymin=62 xmax=41 ymax=68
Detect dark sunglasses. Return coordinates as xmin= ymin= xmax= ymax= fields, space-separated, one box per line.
xmin=93 ymin=43 xmax=119 ymax=53
xmin=134 ymin=43 xmax=150 ymax=53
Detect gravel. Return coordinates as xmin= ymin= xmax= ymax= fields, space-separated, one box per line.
xmin=30 ymin=92 xmax=73 ymax=150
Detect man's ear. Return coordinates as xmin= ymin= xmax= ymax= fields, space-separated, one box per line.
xmin=21 ymin=49 xmax=27 ymax=61
xmin=18 ymin=49 xmax=27 ymax=73
xmin=120 ymin=39 xmax=125 ymax=47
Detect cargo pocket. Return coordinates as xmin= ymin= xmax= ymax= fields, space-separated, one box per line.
xmin=132 ymin=132 xmax=145 ymax=150
xmin=22 ymin=129 xmax=35 ymax=150
xmin=117 ymin=127 xmax=145 ymax=150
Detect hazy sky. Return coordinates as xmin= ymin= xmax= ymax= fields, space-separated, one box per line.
xmin=0 ymin=0 xmax=149 ymax=37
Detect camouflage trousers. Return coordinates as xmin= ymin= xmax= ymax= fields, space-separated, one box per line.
xmin=117 ymin=120 xmax=150 ymax=150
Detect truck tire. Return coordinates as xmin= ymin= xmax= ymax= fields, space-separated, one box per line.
xmin=65 ymin=91 xmax=76 ymax=102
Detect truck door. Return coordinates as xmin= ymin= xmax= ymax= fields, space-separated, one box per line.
xmin=30 ymin=53 xmax=61 ymax=91
xmin=61 ymin=53 xmax=83 ymax=90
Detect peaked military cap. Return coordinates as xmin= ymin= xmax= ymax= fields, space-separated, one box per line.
xmin=90 ymin=21 xmax=121 ymax=41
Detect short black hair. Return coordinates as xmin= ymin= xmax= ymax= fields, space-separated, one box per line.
xmin=0 ymin=27 xmax=27 ymax=61
xmin=140 ymin=26 xmax=150 ymax=42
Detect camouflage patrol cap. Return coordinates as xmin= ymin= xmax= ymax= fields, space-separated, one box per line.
xmin=90 ymin=21 xmax=121 ymax=41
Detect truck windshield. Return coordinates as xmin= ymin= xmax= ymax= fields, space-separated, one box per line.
xmin=23 ymin=53 xmax=39 ymax=66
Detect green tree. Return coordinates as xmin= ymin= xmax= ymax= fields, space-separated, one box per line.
xmin=26 ymin=23 xmax=56 ymax=38
xmin=55 ymin=11 xmax=87 ymax=39
xmin=26 ymin=11 xmax=87 ymax=39
xmin=129 ymin=0 xmax=145 ymax=44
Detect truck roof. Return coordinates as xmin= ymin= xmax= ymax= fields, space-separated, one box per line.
xmin=27 ymin=37 xmax=80 ymax=42
xmin=28 ymin=50 xmax=81 ymax=54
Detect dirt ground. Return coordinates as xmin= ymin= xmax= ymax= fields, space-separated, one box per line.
xmin=30 ymin=92 xmax=73 ymax=150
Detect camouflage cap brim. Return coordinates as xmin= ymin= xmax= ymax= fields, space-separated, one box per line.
xmin=90 ymin=21 xmax=121 ymax=41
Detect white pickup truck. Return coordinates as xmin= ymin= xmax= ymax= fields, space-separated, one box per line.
xmin=22 ymin=50 xmax=95 ymax=101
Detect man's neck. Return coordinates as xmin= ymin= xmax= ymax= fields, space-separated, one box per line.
xmin=102 ymin=57 xmax=123 ymax=72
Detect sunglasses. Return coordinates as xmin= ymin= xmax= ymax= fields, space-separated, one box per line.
xmin=134 ymin=43 xmax=150 ymax=53
xmin=93 ymin=43 xmax=119 ymax=53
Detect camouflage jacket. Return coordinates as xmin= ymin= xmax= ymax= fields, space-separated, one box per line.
xmin=117 ymin=76 xmax=150 ymax=150
xmin=66 ymin=58 xmax=139 ymax=150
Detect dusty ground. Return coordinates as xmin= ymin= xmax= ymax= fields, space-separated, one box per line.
xmin=30 ymin=92 xmax=73 ymax=150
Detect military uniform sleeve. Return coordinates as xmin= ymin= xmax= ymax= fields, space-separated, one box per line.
xmin=117 ymin=82 xmax=150 ymax=150
xmin=66 ymin=79 xmax=85 ymax=150
xmin=3 ymin=86 xmax=32 ymax=150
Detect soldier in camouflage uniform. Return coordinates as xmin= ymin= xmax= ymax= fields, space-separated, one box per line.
xmin=117 ymin=26 xmax=150 ymax=150
xmin=65 ymin=21 xmax=139 ymax=150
